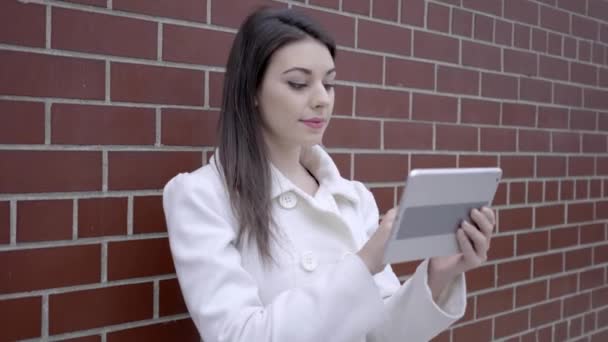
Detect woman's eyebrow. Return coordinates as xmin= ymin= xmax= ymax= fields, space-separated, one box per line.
xmin=282 ymin=67 xmax=336 ymax=75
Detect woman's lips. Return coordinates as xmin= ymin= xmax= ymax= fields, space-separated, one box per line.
xmin=300 ymin=118 xmax=325 ymax=129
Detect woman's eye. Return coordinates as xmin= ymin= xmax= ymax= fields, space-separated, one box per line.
xmin=324 ymin=83 xmax=335 ymax=91
xmin=288 ymin=81 xmax=307 ymax=90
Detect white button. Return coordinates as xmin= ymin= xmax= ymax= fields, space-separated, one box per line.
xmin=279 ymin=192 xmax=297 ymax=209
xmin=300 ymin=251 xmax=318 ymax=272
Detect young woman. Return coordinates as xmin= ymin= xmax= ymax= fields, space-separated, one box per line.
xmin=162 ymin=7 xmax=496 ymax=342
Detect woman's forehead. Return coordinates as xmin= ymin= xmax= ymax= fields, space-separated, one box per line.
xmin=268 ymin=39 xmax=335 ymax=74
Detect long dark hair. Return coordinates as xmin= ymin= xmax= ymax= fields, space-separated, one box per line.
xmin=217 ymin=7 xmax=336 ymax=263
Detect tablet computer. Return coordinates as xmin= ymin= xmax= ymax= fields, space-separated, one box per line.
xmin=383 ymin=167 xmax=502 ymax=264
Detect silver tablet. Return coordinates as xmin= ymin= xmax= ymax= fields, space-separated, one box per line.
xmin=383 ymin=167 xmax=502 ymax=264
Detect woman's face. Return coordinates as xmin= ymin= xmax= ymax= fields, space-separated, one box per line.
xmin=256 ymin=38 xmax=335 ymax=149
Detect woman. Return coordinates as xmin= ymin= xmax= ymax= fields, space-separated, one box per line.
xmin=162 ymin=7 xmax=496 ymax=342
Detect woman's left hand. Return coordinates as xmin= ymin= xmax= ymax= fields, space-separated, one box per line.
xmin=427 ymin=206 xmax=496 ymax=299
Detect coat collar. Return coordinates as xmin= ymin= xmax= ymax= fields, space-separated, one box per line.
xmin=209 ymin=145 xmax=359 ymax=204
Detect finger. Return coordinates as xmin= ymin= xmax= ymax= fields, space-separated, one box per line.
xmin=456 ymin=228 xmax=478 ymax=263
xmin=471 ymin=208 xmax=494 ymax=240
xmin=481 ymin=206 xmax=496 ymax=226
xmin=462 ymin=220 xmax=489 ymax=258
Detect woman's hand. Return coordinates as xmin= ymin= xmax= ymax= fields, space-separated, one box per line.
xmin=428 ymin=207 xmax=496 ymax=299
xmin=356 ymin=207 xmax=397 ymax=275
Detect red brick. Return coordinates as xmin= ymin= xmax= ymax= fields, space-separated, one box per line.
xmin=459 ymin=155 xmax=498 ymax=168
xmin=570 ymin=316 xmax=584 ymax=338
xmin=61 ymin=335 xmax=102 ymax=342
xmin=514 ymin=24 xmax=531 ymax=50
xmin=17 ymin=200 xmax=72 ymax=242
xmin=428 ymin=3 xmax=451 ymax=33
xmin=0 ymin=51 xmax=104 ymax=99
xmin=356 ymin=88 xmax=409 ymax=119
xmin=391 ymin=259 xmax=420 ymax=277
xmin=535 ymin=204 xmax=565 ymax=228
xmin=576 ymin=179 xmax=589 ymax=199
xmin=541 ymin=6 xmax=570 ymax=34
xmin=584 ymin=312 xmax=597 ymax=334
xmin=572 ymin=15 xmax=599 ymax=40
xmin=488 ymin=234 xmax=514 ymax=261
xmin=569 ymin=156 xmax=596 ymax=177
xmin=594 ymin=244 xmax=608 ymax=264
xmin=413 ymin=30 xmax=459 ymax=64
xmin=0 ymin=151 xmax=101 ymax=194
xmin=462 ymin=41 xmax=501 ymax=71
xmin=550 ymin=274 xmax=578 ymax=298
xmin=516 ymin=280 xmax=547 ymax=307
xmin=385 ymin=58 xmax=435 ymax=90
xmin=354 ymin=154 xmax=408 ymax=182
xmin=495 ymin=309 xmax=530 ymax=339
xmin=161 ymin=109 xmax=219 ymax=147
xmin=561 ymin=180 xmax=574 ymax=200
xmin=108 ymin=151 xmax=201 ymax=190
xmin=510 ymin=182 xmax=526 ymax=204
xmin=297 ymin=6 xmax=354 ymax=47
xmin=460 ymin=98 xmax=500 ymax=125
xmin=107 ymin=319 xmax=199 ymax=342
xmin=333 ymin=85 xmax=353 ymax=116
xmin=465 ymin=264 xmax=495 ymax=292
xmin=505 ymin=0 xmax=539 ymax=25
xmin=372 ymin=0 xmax=399 ymax=21
xmin=412 ymin=93 xmax=457 ymax=122
xmin=437 ymin=66 xmax=479 ymax=95
xmin=49 ymin=283 xmax=153 ymax=334
xmin=568 ymin=202 xmax=595 ymax=223
xmin=532 ymin=28 xmax=548 ymax=53
xmin=114 ymin=0 xmax=207 ymax=22
xmin=52 ymin=104 xmax=155 ymax=145
xmin=452 ymin=8 xmax=473 ymax=37
xmin=310 ymin=0 xmax=340 ymax=7
xmin=533 ymin=252 xmax=563 ymax=277
xmin=555 ymin=321 xmax=569 ymax=341
xmin=163 ymin=25 xmax=233 ymax=67
xmin=581 ymin=223 xmax=605 ymax=244
xmin=111 ymin=63 xmax=204 ymax=106
xmin=539 ymin=55 xmax=569 ymax=81
xmin=599 ymin=157 xmax=608 ymax=175
xmin=580 ymin=267 xmax=605 ymax=290
xmin=531 ymin=300 xmax=562 ymax=326
xmin=579 ymin=39 xmax=592 ymax=62
xmin=584 ymin=88 xmax=608 ymax=111
xmin=572 ymin=62 xmax=598 ymax=86
xmin=538 ymin=106 xmax=568 ymax=129
xmin=545 ymin=180 xmax=559 ymax=201
xmin=519 ymin=129 xmax=550 ymax=152
xmin=537 ymin=156 xmax=567 ymax=178
xmin=599 ymin=308 xmax=608 ymax=330
xmin=583 ymin=133 xmax=607 ymax=153
xmin=570 ymin=110 xmax=595 ymax=131
xmin=436 ymin=124 xmax=478 ymax=151
xmin=0 ymin=100 xmax=44 ymax=144
xmin=548 ymin=32 xmax=563 ymax=55
xmin=527 ymin=181 xmax=543 ymax=203
xmin=566 ymin=248 xmax=593 ymax=270
xmin=552 ymin=132 xmax=581 ymax=153
xmin=591 ymin=286 xmax=608 ymax=311
xmin=370 ymin=187 xmax=395 ymax=214
xmin=504 ymin=49 xmax=538 ymax=76
xmin=564 ymin=36 xmax=578 ymax=58
xmin=500 ymin=155 xmax=534 ymax=179
xmin=159 ymin=278 xmax=188 ymax=316
xmin=401 ymin=0 xmax=425 ymax=27
xmin=564 ymin=293 xmax=591 ymax=317
xmin=517 ymin=230 xmax=549 ymax=255
xmin=493 ymin=182 xmax=507 ymax=206
xmin=342 ymin=0 xmax=370 ymax=15
xmin=53 ymin=8 xmax=156 ymax=59
xmin=324 ymin=118 xmax=380 ymax=148
xmin=133 ymin=196 xmax=166 ymax=234
xmin=557 ymin=0 xmax=587 ymax=14
xmin=78 ymin=198 xmax=127 ymax=238
xmin=590 ymin=179 xmax=602 ymax=198
xmin=589 ymin=0 xmax=608 ymax=21
xmin=331 ymin=153 xmax=351 ymax=180
xmin=477 ymin=288 xmax=513 ymax=317
xmin=0 ymin=1 xmax=45 ymax=47
xmin=482 ymin=73 xmax=518 ymax=99
xmin=0 ymin=296 xmax=41 ymax=341
xmin=453 ymin=319 xmax=493 ymax=342
xmin=108 ymin=238 xmax=175 ymax=280
xmin=520 ymin=77 xmax=551 ymax=103
xmin=551 ymin=227 xmax=578 ymax=249
xmin=480 ymin=127 xmax=516 ymax=152
xmin=358 ymin=19 xmax=410 ymax=56
xmin=495 ymin=19 xmax=513 ymax=46
xmin=208 ymin=71 xmax=224 ymax=108
xmin=410 ymin=154 xmax=457 ymax=169
xmin=384 ymin=121 xmax=433 ymax=150
xmin=336 ymin=50 xmax=382 ymax=84
xmin=0 ymin=202 xmax=8 ymax=244
xmin=502 ymin=103 xmax=536 ymax=127
xmin=0 ymin=245 xmax=100 ymax=294
xmin=559 ymin=79 xmax=584 ymax=105
xmin=498 ymin=258 xmax=531 ymax=285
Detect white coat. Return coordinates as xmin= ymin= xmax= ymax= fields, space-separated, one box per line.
xmin=162 ymin=144 xmax=467 ymax=342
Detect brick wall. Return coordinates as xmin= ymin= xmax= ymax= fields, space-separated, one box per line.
xmin=0 ymin=0 xmax=607 ymax=341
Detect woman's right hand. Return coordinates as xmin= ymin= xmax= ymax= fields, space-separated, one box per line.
xmin=356 ymin=207 xmax=398 ymax=275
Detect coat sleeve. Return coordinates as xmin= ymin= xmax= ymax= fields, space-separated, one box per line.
xmin=352 ymin=182 xmax=467 ymax=342
xmin=162 ymin=172 xmax=387 ymax=342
